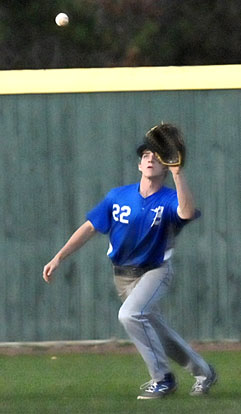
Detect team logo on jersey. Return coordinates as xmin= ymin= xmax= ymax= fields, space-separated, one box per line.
xmin=150 ymin=206 xmax=164 ymax=227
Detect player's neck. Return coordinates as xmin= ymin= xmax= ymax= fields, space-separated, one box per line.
xmin=139 ymin=176 xmax=164 ymax=198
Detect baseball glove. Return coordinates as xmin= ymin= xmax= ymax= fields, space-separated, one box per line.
xmin=144 ymin=123 xmax=186 ymax=167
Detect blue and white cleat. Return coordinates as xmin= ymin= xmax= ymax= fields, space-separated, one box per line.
xmin=190 ymin=364 xmax=217 ymax=396
xmin=137 ymin=372 xmax=177 ymax=400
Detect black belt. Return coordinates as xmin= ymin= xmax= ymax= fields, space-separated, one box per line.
xmin=113 ymin=265 xmax=159 ymax=278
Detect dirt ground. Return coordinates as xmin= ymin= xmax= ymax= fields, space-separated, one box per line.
xmin=0 ymin=340 xmax=240 ymax=356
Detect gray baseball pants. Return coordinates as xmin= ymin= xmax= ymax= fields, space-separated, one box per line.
xmin=114 ymin=261 xmax=211 ymax=382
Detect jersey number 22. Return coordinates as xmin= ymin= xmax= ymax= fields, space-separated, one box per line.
xmin=112 ymin=204 xmax=131 ymax=224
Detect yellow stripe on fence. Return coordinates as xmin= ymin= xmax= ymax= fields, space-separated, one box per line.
xmin=0 ymin=65 xmax=241 ymax=95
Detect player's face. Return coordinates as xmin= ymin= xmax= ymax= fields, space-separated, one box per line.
xmin=138 ymin=150 xmax=167 ymax=179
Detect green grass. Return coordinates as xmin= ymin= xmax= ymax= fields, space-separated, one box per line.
xmin=0 ymin=351 xmax=240 ymax=414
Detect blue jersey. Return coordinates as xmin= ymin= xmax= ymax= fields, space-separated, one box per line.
xmin=86 ymin=183 xmax=192 ymax=267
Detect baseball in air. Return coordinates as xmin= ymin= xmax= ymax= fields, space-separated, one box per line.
xmin=55 ymin=13 xmax=69 ymax=27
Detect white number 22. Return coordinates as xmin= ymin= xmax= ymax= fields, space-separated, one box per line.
xmin=112 ymin=204 xmax=131 ymax=224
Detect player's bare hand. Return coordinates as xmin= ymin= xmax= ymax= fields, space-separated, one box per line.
xmin=43 ymin=257 xmax=60 ymax=284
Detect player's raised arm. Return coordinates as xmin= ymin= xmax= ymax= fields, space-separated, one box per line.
xmin=169 ymin=166 xmax=195 ymax=220
xmin=43 ymin=220 xmax=96 ymax=283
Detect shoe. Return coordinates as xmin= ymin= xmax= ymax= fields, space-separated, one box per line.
xmin=190 ymin=364 xmax=217 ymax=396
xmin=137 ymin=372 xmax=177 ymax=400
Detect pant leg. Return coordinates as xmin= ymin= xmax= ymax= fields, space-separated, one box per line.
xmin=117 ymin=262 xmax=173 ymax=382
xmin=116 ymin=261 xmax=211 ymax=380
xmin=151 ymin=312 xmax=211 ymax=377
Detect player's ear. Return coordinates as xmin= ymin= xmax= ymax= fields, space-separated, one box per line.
xmin=138 ymin=162 xmax=142 ymax=172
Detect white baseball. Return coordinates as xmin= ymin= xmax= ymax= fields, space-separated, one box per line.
xmin=55 ymin=13 xmax=69 ymax=27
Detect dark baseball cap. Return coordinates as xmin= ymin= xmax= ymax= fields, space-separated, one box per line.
xmin=136 ymin=142 xmax=150 ymax=157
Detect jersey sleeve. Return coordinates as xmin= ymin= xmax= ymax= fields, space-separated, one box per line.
xmin=166 ymin=190 xmax=200 ymax=227
xmin=167 ymin=190 xmax=201 ymax=232
xmin=86 ymin=192 xmax=113 ymax=234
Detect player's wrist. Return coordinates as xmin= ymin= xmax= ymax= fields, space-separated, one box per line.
xmin=54 ymin=254 xmax=63 ymax=265
xmin=170 ymin=168 xmax=183 ymax=178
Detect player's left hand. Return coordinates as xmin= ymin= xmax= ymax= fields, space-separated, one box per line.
xmin=168 ymin=165 xmax=182 ymax=175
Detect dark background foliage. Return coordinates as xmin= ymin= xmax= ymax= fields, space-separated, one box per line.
xmin=0 ymin=0 xmax=241 ymax=69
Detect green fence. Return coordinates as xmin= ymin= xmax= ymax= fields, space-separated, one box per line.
xmin=0 ymin=67 xmax=241 ymax=342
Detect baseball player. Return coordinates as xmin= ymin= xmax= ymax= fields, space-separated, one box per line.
xmin=43 ymin=123 xmax=217 ymax=400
